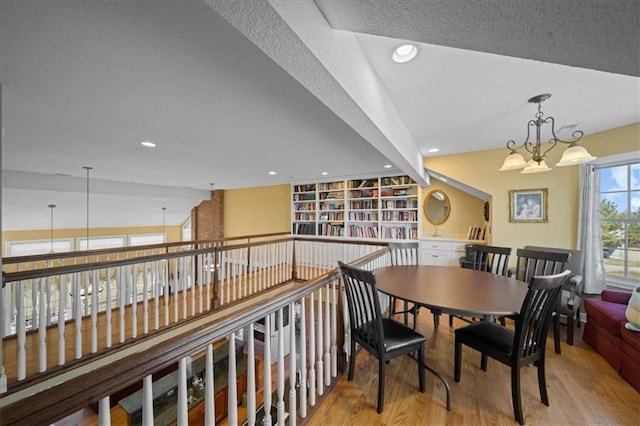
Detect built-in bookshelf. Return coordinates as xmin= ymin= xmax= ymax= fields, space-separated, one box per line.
xmin=292 ymin=175 xmax=419 ymax=240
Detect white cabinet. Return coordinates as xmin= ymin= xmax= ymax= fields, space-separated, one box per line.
xmin=419 ymin=239 xmax=481 ymax=266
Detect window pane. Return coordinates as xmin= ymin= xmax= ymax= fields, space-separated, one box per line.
xmin=630 ymin=222 xmax=640 ymax=281
xmin=602 ymin=221 xmax=625 ymax=279
xmin=631 ymin=163 xmax=640 ymax=190
xmin=632 ymin=190 xmax=640 ymax=218
xmin=600 ymin=194 xmax=628 ymax=218
xmin=600 ymin=165 xmax=628 ymax=192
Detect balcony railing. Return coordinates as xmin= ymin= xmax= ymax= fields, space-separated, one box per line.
xmin=1 ymin=234 xmax=390 ymax=425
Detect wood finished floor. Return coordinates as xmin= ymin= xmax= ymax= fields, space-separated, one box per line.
xmin=303 ymin=313 xmax=640 ymax=426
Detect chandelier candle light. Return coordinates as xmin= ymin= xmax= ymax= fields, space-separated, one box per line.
xmin=499 ymin=93 xmax=597 ymax=173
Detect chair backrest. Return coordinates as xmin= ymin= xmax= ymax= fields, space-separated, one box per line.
xmin=514 ymin=270 xmax=570 ymax=361
xmin=467 ymin=244 xmax=512 ymax=276
xmin=388 ymin=242 xmax=419 ymax=266
xmin=523 ymin=245 xmax=584 ymax=293
xmin=338 ymin=261 xmax=385 ymax=354
xmin=514 ymin=248 xmax=570 ymax=283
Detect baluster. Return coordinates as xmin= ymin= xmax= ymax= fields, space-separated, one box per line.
xmin=130 ymin=264 xmax=137 ymax=339
xmin=164 ymin=258 xmax=170 ymax=326
xmin=288 ymin=303 xmax=297 ymax=426
xmin=205 ymin=343 xmax=216 ymax=426
xmin=45 ymin=274 xmax=52 ymax=325
xmin=181 ymin=257 xmax=188 ymax=320
xmin=38 ymin=278 xmax=47 ymax=372
xmin=316 ymin=288 xmax=324 ymax=396
xmin=119 ymin=266 xmax=126 ymax=343
xmin=177 ymin=357 xmax=188 ymax=426
xmin=173 ymin=258 xmax=179 ymax=324
xmin=190 ymin=257 xmax=196 ymax=317
xmin=143 ymin=262 xmax=149 ymax=334
xmin=198 ymin=254 xmax=204 ymax=314
xmin=17 ymin=280 xmax=26 ymax=380
xmin=247 ymin=324 xmax=256 ymax=426
xmin=29 ymin=277 xmax=37 ymax=332
xmin=331 ymin=279 xmax=338 ymax=377
xmin=91 ymin=270 xmax=98 ymax=353
xmin=308 ymin=292 xmax=316 ymax=406
xmin=299 ymin=297 xmax=307 ymax=418
xmin=105 ymin=267 xmax=112 ymax=348
xmin=277 ymin=309 xmax=285 ymax=426
xmin=98 ymin=396 xmax=110 ymax=426
xmin=154 ymin=261 xmax=160 ymax=330
xmin=228 ymin=333 xmax=238 ymax=426
xmin=324 ymin=284 xmax=331 ymax=386
xmin=74 ymin=273 xmax=82 ymax=359
xmin=83 ymin=270 xmax=89 ymax=316
xmin=58 ymin=273 xmax=66 ymax=366
xmin=143 ymin=375 xmax=154 ymax=426
xmin=263 ymin=315 xmax=272 ymax=426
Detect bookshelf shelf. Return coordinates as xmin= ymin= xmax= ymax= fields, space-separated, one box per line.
xmin=292 ymin=175 xmax=419 ymax=240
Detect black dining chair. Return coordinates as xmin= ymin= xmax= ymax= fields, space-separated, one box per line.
xmin=454 ymin=269 xmax=570 ymax=425
xmin=338 ymin=261 xmax=426 ymax=413
xmin=511 ymin=248 xmax=570 ymax=354
xmin=450 ymin=244 xmax=512 ymax=326
xmin=388 ymin=242 xmax=442 ymax=329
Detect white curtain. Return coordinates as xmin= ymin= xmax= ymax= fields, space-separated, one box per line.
xmin=577 ymin=164 xmax=607 ymax=294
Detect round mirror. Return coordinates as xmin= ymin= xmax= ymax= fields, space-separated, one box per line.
xmin=424 ymin=190 xmax=450 ymax=225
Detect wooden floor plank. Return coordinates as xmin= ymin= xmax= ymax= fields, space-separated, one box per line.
xmin=303 ymin=314 xmax=640 ymax=426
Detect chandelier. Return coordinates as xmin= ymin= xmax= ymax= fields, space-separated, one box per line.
xmin=499 ymin=93 xmax=596 ymax=173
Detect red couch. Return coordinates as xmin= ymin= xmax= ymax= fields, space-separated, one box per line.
xmin=583 ymin=290 xmax=640 ymax=391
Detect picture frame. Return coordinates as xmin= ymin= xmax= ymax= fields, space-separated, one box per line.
xmin=509 ymin=188 xmax=548 ymax=223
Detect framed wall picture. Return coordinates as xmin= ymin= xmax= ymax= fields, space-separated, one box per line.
xmin=509 ymin=188 xmax=548 ymax=223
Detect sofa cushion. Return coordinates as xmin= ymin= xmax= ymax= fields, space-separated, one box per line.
xmin=584 ymin=299 xmax=628 ymax=337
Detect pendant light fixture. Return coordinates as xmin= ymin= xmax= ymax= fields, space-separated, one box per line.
xmin=499 ymin=94 xmax=597 ymax=173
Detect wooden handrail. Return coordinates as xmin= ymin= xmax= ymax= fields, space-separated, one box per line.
xmin=2 ymin=232 xmax=291 ymax=265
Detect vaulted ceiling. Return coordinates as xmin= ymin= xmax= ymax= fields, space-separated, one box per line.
xmin=1 ymin=0 xmax=638 ymax=231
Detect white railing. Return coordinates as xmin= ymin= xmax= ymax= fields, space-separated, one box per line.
xmin=0 ymin=238 xmax=391 ymax=425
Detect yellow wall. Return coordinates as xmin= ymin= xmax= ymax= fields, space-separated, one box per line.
xmin=424 ymin=123 xmax=640 ymax=253
xmin=2 ymin=225 xmax=183 ymax=257
xmin=223 ymin=184 xmax=291 ymax=237
xmin=421 ymin=180 xmax=485 ymax=239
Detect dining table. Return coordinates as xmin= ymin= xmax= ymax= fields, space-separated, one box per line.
xmin=372 ymin=264 xmax=530 ymax=411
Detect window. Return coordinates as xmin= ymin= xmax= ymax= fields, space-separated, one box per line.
xmin=599 ymin=161 xmax=640 ymax=283
xmin=77 ymin=236 xmax=125 ymax=251
xmin=6 ymin=239 xmax=73 ymax=257
xmin=129 ymin=233 xmax=165 ymax=246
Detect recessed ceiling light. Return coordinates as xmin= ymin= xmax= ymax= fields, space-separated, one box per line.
xmin=428 ymin=148 xmax=439 ymax=153
xmin=141 ymin=141 xmax=156 ymax=148
xmin=392 ymin=44 xmax=418 ymax=63
xmin=268 ymin=171 xmax=277 ymax=175
xmin=321 ymin=171 xmax=328 ymax=176
xmin=383 ymin=164 xmax=393 ymax=169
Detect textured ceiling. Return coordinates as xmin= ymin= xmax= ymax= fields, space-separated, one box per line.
xmin=1 ymin=0 xmax=639 ymax=232
xmin=314 ymin=0 xmax=640 ymax=77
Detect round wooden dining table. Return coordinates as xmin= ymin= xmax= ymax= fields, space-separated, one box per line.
xmin=374 ymin=265 xmax=529 ymax=319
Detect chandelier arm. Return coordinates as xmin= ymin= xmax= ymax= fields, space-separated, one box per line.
xmin=521 ymin=120 xmax=538 ymax=157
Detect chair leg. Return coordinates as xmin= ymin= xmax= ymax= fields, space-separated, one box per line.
xmin=348 ymin=340 xmax=356 ymax=381
xmin=481 ymin=353 xmax=488 ymax=371
xmin=403 ymin=300 xmax=409 ymax=326
xmin=554 ymin=313 xmax=562 ymax=354
xmin=418 ymin=344 xmax=425 ymax=392
xmin=448 ymin=314 xmax=454 ymax=327
xmin=432 ymin=310 xmax=439 ymax=329
xmin=567 ymin=313 xmax=575 ymax=345
xmin=576 ymin=307 xmax=581 ymax=328
xmin=377 ymin=358 xmax=386 ymax=413
xmin=454 ymin=339 xmax=462 ymax=382
xmin=537 ymin=358 xmax=549 ymax=406
xmin=511 ymin=366 xmax=524 ymax=425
